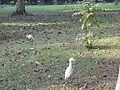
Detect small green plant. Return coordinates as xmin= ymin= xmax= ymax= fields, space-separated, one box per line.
xmin=80 ymin=3 xmax=104 ymax=48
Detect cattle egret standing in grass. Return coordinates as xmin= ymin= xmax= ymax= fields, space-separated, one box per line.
xmin=72 ymin=12 xmax=81 ymax=17
xmin=76 ymin=33 xmax=85 ymax=41
xmin=26 ymin=34 xmax=34 ymax=40
xmin=72 ymin=11 xmax=85 ymax=17
xmin=26 ymin=34 xmax=34 ymax=44
xmin=65 ymin=57 xmax=75 ymax=81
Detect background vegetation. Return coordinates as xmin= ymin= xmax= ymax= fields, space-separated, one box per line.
xmin=0 ymin=1 xmax=120 ymax=90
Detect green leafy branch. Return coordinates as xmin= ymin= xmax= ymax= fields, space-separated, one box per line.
xmin=79 ymin=3 xmax=105 ymax=48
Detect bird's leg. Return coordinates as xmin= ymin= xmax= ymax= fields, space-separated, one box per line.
xmin=65 ymin=78 xmax=71 ymax=84
xmin=69 ymin=77 xmax=73 ymax=84
xmin=65 ymin=80 xmax=67 ymax=84
xmin=70 ymin=77 xmax=71 ymax=83
xmin=31 ymin=40 xmax=33 ymax=45
xmin=63 ymin=82 xmax=67 ymax=90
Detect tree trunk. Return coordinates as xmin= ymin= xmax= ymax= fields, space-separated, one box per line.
xmin=16 ymin=0 xmax=26 ymax=14
xmin=115 ymin=66 xmax=120 ymax=90
xmin=53 ymin=0 xmax=58 ymax=4
xmin=115 ymin=0 xmax=119 ymax=5
xmin=68 ymin=0 xmax=72 ymax=4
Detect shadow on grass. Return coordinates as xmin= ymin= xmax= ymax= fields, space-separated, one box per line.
xmin=90 ymin=45 xmax=120 ymax=49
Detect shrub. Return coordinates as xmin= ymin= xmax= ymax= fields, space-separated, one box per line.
xmin=79 ymin=3 xmax=104 ymax=48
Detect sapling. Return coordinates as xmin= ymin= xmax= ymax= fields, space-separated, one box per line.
xmin=79 ymin=3 xmax=104 ymax=48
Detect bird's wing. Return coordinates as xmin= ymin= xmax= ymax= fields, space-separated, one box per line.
xmin=65 ymin=66 xmax=72 ymax=80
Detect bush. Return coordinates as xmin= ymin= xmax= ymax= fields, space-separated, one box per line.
xmin=79 ymin=3 xmax=104 ymax=48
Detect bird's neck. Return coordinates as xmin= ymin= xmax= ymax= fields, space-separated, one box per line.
xmin=69 ymin=61 xmax=72 ymax=67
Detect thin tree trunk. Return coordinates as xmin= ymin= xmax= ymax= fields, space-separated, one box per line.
xmin=68 ymin=0 xmax=72 ymax=4
xmin=53 ymin=0 xmax=58 ymax=5
xmin=115 ymin=66 xmax=120 ymax=90
xmin=115 ymin=0 xmax=119 ymax=5
xmin=16 ymin=0 xmax=26 ymax=14
xmin=41 ymin=0 xmax=44 ymax=4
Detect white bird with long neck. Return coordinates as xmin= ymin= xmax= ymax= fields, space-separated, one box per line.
xmin=65 ymin=57 xmax=75 ymax=81
xmin=26 ymin=34 xmax=34 ymax=40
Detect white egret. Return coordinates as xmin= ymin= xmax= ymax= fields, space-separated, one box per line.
xmin=76 ymin=33 xmax=85 ymax=41
xmin=65 ymin=57 xmax=75 ymax=81
xmin=30 ymin=48 xmax=35 ymax=50
xmin=26 ymin=34 xmax=34 ymax=40
xmin=72 ymin=12 xmax=81 ymax=17
xmin=72 ymin=11 xmax=85 ymax=17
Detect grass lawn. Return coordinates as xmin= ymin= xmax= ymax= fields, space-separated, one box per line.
xmin=0 ymin=3 xmax=120 ymax=13
xmin=0 ymin=5 xmax=120 ymax=90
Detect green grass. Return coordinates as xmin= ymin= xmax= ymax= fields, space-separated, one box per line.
xmin=93 ymin=36 xmax=120 ymax=60
xmin=0 ymin=19 xmax=96 ymax=89
xmin=0 ymin=3 xmax=120 ymax=13
xmin=98 ymin=3 xmax=120 ymax=9
xmin=0 ymin=4 xmax=83 ymax=13
xmin=0 ymin=8 xmax=120 ymax=89
xmin=0 ymin=40 xmax=96 ymax=89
